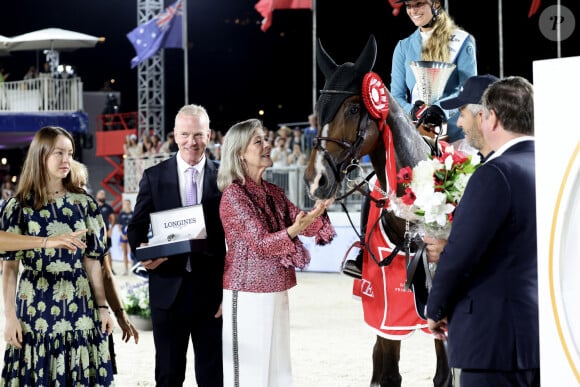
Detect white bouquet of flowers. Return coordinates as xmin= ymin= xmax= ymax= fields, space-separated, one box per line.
xmin=389 ymin=142 xmax=480 ymax=239
xmin=123 ymin=280 xmax=151 ymax=319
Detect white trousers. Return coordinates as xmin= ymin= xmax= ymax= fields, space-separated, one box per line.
xmin=222 ymin=289 xmax=292 ymax=387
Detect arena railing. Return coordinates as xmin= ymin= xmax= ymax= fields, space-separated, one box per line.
xmin=123 ymin=153 xmax=371 ymax=212
xmin=0 ymin=76 xmax=83 ymax=112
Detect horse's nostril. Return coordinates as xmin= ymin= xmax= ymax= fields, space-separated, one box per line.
xmin=319 ymin=174 xmax=327 ymax=188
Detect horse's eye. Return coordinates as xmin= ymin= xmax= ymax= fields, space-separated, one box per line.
xmin=349 ymin=105 xmax=360 ymax=115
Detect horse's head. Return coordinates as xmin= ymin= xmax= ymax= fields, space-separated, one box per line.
xmin=304 ymin=35 xmax=428 ymax=201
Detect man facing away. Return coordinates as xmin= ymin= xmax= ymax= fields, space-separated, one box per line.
xmin=426 ymin=76 xmax=539 ymax=386
xmin=96 ymin=189 xmax=116 ymax=273
xmin=303 ymin=113 xmax=318 ymax=156
xmin=127 ymin=104 xmax=226 ymax=387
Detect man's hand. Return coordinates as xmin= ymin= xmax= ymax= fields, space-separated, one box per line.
xmin=423 ymin=236 xmax=447 ymax=264
xmin=428 ymin=317 xmax=448 ymax=340
xmin=140 ymin=258 xmax=168 ymax=270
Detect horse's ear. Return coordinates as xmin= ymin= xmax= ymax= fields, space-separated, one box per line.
xmin=354 ymin=35 xmax=377 ymax=74
xmin=316 ymin=39 xmax=338 ymax=78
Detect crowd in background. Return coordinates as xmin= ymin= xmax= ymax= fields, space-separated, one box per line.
xmin=123 ymin=128 xmax=224 ymax=162
xmin=265 ymin=112 xmax=317 ymax=169
xmin=121 ymin=111 xmax=318 ymax=168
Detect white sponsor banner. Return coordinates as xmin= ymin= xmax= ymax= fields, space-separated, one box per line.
xmin=534 ymin=56 xmax=580 ymax=385
xmin=300 ymin=211 xmax=361 ymax=273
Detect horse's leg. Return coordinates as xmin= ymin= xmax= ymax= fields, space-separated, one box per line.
xmin=433 ymin=339 xmax=453 ymax=387
xmin=370 ymin=336 xmax=383 ymax=387
xmin=370 ymin=336 xmax=402 ymax=387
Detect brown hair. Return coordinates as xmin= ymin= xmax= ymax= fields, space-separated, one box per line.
xmin=15 ymin=126 xmax=84 ymax=210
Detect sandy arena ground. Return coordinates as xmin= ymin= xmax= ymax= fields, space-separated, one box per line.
xmin=1 ymin=263 xmax=438 ymax=386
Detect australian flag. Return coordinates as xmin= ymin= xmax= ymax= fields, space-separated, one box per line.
xmin=127 ymin=0 xmax=183 ymax=68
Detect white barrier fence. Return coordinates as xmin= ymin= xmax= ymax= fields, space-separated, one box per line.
xmin=123 ymin=153 xmax=372 ymax=212
xmin=0 ymin=76 xmax=83 ymax=112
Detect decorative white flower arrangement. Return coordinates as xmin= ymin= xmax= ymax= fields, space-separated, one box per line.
xmin=123 ymin=280 xmax=151 ymax=319
xmin=390 ymin=142 xmax=480 ymax=239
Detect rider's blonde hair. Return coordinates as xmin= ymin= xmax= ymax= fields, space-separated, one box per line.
xmin=421 ymin=1 xmax=463 ymax=63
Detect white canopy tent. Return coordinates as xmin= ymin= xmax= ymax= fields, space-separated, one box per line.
xmin=3 ymin=28 xmax=105 ymax=76
xmin=6 ymin=28 xmax=104 ymax=51
xmin=0 ymin=35 xmax=11 ymax=56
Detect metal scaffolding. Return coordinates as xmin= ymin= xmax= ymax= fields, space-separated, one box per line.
xmin=136 ymin=0 xmax=165 ymax=142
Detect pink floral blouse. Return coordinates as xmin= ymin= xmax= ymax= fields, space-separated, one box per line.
xmin=220 ymin=178 xmax=336 ymax=293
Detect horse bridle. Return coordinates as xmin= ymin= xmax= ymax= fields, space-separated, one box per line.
xmin=316 ymin=88 xmax=419 ymax=270
xmin=314 ymin=89 xmax=381 ymax=203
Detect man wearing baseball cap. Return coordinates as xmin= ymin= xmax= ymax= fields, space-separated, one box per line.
xmin=440 ymin=74 xmax=499 ymax=162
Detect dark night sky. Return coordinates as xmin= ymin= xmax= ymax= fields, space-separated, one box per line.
xmin=2 ymin=0 xmax=579 ymax=134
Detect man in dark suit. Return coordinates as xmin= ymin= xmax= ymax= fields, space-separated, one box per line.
xmin=426 ymin=76 xmax=539 ymax=386
xmin=127 ymin=104 xmax=226 ymax=387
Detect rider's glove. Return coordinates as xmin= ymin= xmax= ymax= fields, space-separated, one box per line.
xmin=410 ymin=100 xmax=427 ymax=123
xmin=417 ymin=105 xmax=447 ymax=129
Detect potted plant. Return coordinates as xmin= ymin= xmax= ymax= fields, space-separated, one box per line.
xmin=123 ymin=280 xmax=152 ymax=330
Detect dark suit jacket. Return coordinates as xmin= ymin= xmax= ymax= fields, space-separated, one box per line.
xmin=127 ymin=156 xmax=225 ymax=312
xmin=426 ymin=140 xmax=539 ymax=371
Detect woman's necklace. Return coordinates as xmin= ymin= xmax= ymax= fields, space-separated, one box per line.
xmin=48 ymin=189 xmax=66 ymax=199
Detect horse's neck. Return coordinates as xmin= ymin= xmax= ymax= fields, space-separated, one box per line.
xmin=387 ymin=95 xmax=430 ymax=169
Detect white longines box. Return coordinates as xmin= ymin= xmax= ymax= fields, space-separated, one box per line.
xmin=135 ymin=204 xmax=207 ymax=261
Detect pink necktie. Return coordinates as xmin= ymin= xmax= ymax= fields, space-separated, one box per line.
xmin=185 ymin=168 xmax=197 ymax=272
xmin=185 ymin=168 xmax=197 ymax=206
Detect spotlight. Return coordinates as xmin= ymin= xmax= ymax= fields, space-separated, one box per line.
xmin=57 ymin=64 xmax=76 ymax=78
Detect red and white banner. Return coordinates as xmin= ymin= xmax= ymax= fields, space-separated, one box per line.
xmin=255 ymin=0 xmax=312 ymax=32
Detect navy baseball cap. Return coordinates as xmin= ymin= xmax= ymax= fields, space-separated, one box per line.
xmin=440 ymin=74 xmax=499 ymax=110
xmin=394 ymin=0 xmax=433 ymax=3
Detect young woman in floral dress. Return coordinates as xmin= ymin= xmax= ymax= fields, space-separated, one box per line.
xmin=1 ymin=126 xmax=115 ymax=385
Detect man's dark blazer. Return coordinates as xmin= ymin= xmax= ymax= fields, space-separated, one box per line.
xmin=426 ymin=140 xmax=539 ymax=371
xmin=127 ymin=156 xmax=226 ymax=312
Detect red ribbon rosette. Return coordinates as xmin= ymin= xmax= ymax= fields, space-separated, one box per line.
xmin=362 ymin=71 xmax=389 ymax=130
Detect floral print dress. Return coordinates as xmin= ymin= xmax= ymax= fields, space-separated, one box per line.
xmin=0 ymin=192 xmax=114 ymax=386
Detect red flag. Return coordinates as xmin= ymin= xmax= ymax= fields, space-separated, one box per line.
xmin=528 ymin=0 xmax=542 ymax=17
xmin=387 ymin=0 xmax=403 ymax=16
xmin=255 ymin=0 xmax=312 ymax=32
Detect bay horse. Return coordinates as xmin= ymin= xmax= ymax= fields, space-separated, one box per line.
xmin=303 ymin=35 xmax=452 ymax=387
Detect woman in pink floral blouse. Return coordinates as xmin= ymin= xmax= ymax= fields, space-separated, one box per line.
xmin=217 ymin=118 xmax=336 ymax=387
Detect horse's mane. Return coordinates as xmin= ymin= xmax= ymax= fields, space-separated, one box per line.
xmin=385 ymin=93 xmax=429 ymax=174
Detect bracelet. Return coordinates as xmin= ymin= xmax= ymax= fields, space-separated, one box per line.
xmin=41 ymin=236 xmax=48 ymax=249
xmin=98 ymin=305 xmax=109 ymax=310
